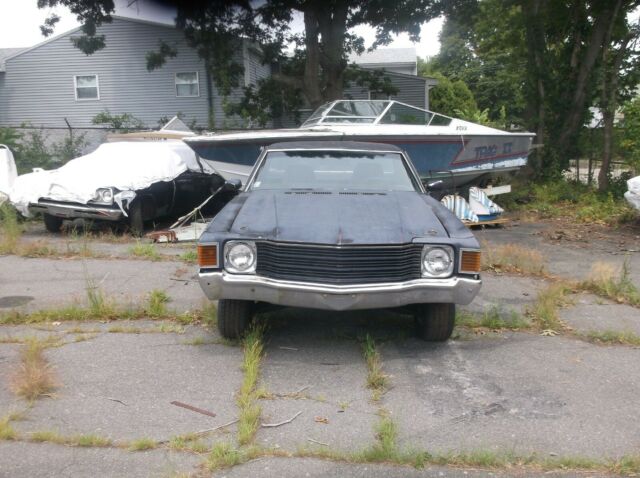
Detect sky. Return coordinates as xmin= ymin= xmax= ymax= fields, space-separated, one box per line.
xmin=0 ymin=0 xmax=443 ymax=59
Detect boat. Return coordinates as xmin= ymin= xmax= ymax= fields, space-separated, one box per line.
xmin=184 ymin=100 xmax=535 ymax=191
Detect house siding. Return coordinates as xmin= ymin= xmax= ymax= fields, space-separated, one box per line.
xmin=0 ymin=17 xmax=269 ymax=131
xmin=343 ymin=72 xmax=428 ymax=110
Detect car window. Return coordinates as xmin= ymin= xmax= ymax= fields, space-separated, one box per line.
xmin=251 ymin=150 xmax=418 ymax=192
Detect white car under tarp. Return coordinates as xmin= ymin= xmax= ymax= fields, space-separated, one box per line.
xmin=9 ymin=141 xmax=216 ymax=216
xmin=0 ymin=144 xmax=17 ymax=204
xmin=625 ymin=175 xmax=640 ymax=211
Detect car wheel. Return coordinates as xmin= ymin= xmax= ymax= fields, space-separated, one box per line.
xmin=217 ymin=299 xmax=254 ymax=339
xmin=128 ymin=200 xmax=144 ymax=237
xmin=43 ymin=213 xmax=63 ymax=233
xmin=415 ymin=303 xmax=456 ymax=342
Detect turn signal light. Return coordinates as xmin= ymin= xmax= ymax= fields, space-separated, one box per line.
xmin=460 ymin=250 xmax=481 ymax=274
xmin=198 ymin=243 xmax=218 ymax=268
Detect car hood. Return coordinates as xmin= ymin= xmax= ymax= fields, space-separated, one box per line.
xmin=229 ymin=190 xmax=449 ymax=244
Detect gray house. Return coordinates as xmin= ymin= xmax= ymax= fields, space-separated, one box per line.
xmin=0 ymin=16 xmax=270 ymax=146
xmin=0 ymin=18 xmax=435 ymax=147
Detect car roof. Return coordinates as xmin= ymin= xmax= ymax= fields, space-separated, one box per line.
xmin=266 ymin=141 xmax=403 ymax=153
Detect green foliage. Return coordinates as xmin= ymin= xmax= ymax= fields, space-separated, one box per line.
xmin=501 ymin=178 xmax=635 ymax=225
xmin=16 ymin=129 xmax=54 ymax=173
xmin=92 ymin=110 xmax=144 ymax=132
xmin=146 ymin=40 xmax=178 ymax=71
xmin=426 ymin=72 xmax=478 ymax=119
xmin=51 ymin=132 xmax=88 ymax=163
xmin=620 ymin=96 xmax=640 ymax=173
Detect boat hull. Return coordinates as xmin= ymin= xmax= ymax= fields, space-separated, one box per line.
xmin=187 ymin=131 xmax=532 ymax=189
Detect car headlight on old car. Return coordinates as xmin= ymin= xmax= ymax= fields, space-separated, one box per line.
xmin=422 ymin=246 xmax=454 ymax=277
xmin=94 ymin=188 xmax=114 ymax=204
xmin=224 ymin=241 xmax=257 ymax=273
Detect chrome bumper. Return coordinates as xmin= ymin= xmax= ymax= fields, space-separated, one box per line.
xmin=29 ymin=201 xmax=123 ymax=221
xmin=198 ymin=271 xmax=481 ymax=311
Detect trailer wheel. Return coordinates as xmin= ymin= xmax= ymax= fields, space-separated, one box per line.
xmin=415 ymin=303 xmax=456 ymax=342
xmin=43 ymin=214 xmax=63 ymax=233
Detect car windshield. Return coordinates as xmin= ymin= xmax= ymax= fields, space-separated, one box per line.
xmin=250 ymin=150 xmax=418 ymax=192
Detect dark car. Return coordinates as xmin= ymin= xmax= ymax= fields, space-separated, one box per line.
xmin=19 ymin=141 xmax=229 ymax=236
xmin=197 ymin=141 xmax=482 ymax=341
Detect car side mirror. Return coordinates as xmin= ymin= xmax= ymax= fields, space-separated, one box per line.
xmin=223 ymin=179 xmax=242 ymax=192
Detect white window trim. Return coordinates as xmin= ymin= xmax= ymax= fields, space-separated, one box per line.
xmin=175 ymin=71 xmax=200 ymax=98
xmin=74 ymin=74 xmax=100 ymax=101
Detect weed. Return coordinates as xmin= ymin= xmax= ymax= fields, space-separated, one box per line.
xmin=362 ymin=334 xmax=388 ymax=400
xmin=0 ymin=415 xmax=17 ymax=440
xmin=157 ymin=323 xmax=185 ymax=334
xmin=74 ymin=434 xmax=112 ymax=447
xmin=129 ymin=241 xmax=162 ymax=261
xmin=457 ymin=306 xmax=530 ymax=331
xmin=29 ymin=430 xmax=61 ymax=443
xmin=584 ymin=330 xmax=640 ymax=346
xmin=482 ymin=243 xmax=546 ymax=277
xmin=128 ymin=438 xmax=158 ymax=451
xmin=10 ymin=338 xmax=59 ymax=401
xmin=580 ymin=262 xmax=640 ymax=306
xmin=236 ymin=324 xmax=264 ymax=446
xmin=148 ymin=290 xmax=170 ymax=317
xmin=84 ymin=269 xmax=114 ymax=317
xmin=206 ymin=442 xmax=260 ymax=470
xmin=527 ymin=282 xmax=573 ymax=331
xmin=0 ymin=203 xmax=22 ymax=255
xmin=179 ymin=250 xmax=198 ymax=263
xmin=169 ymin=433 xmax=210 ymax=453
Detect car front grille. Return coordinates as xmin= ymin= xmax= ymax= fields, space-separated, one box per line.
xmin=255 ymin=242 xmax=422 ymax=285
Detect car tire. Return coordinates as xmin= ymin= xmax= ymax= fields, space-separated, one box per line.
xmin=128 ymin=200 xmax=144 ymax=237
xmin=217 ymin=299 xmax=254 ymax=339
xmin=415 ymin=303 xmax=456 ymax=342
xmin=43 ymin=213 xmax=63 ymax=233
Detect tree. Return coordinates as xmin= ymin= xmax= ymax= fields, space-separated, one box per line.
xmin=38 ymin=0 xmax=447 ymax=124
xmin=434 ymin=0 xmax=640 ymax=181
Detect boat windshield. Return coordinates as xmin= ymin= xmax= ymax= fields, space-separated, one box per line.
xmin=302 ymin=100 xmax=452 ymax=127
xmin=250 ymin=150 xmax=418 ymax=192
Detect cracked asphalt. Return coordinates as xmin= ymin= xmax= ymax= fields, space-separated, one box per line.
xmin=0 ymin=220 xmax=639 ymax=477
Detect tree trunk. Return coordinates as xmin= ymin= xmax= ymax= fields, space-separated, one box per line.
xmin=557 ymin=0 xmax=622 ymax=158
xmin=303 ymin=9 xmax=323 ymax=108
xmin=522 ymin=0 xmax=547 ymax=175
xmin=316 ymin=2 xmax=349 ymax=102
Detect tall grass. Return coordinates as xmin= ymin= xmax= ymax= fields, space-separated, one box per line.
xmin=0 ymin=203 xmax=22 ymax=254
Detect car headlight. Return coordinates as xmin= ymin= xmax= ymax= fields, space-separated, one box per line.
xmin=422 ymin=246 xmax=454 ymax=277
xmin=224 ymin=241 xmax=257 ymax=273
xmin=94 ymin=188 xmax=114 ymax=204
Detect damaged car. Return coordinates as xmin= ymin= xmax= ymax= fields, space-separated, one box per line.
xmin=10 ymin=141 xmax=228 ymax=235
xmin=197 ymin=141 xmax=482 ymax=341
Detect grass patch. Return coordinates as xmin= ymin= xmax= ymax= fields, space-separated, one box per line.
xmin=236 ymin=324 xmax=265 ymax=446
xmin=482 ymin=243 xmax=547 ymax=277
xmin=129 ymin=241 xmax=162 ymax=261
xmin=128 ymin=438 xmax=158 ymax=451
xmin=0 ymin=203 xmax=22 ymax=255
xmin=206 ymin=442 xmax=254 ymax=470
xmin=580 ymin=262 xmax=640 ymax=307
xmin=27 ymin=430 xmax=112 ymax=447
xmin=457 ymin=306 xmax=530 ymax=331
xmin=147 ymin=290 xmax=170 ymax=317
xmin=168 ymin=433 xmax=210 ymax=453
xmin=527 ymin=282 xmax=574 ymax=331
xmin=499 ymin=178 xmax=636 ymax=226
xmin=9 ymin=338 xmax=59 ymax=401
xmin=361 ymin=334 xmax=388 ymax=401
xmin=0 ymin=415 xmax=18 ymax=441
xmin=584 ymin=330 xmax=640 ymax=346
xmin=179 ymin=250 xmax=198 ymax=263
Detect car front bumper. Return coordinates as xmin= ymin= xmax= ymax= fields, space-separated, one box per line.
xmin=29 ymin=200 xmax=124 ymax=221
xmin=198 ymin=271 xmax=482 ymax=311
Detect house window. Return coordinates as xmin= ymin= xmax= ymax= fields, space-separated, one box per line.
xmin=74 ymin=75 xmax=99 ymax=100
xmin=175 ymin=72 xmax=199 ymax=97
